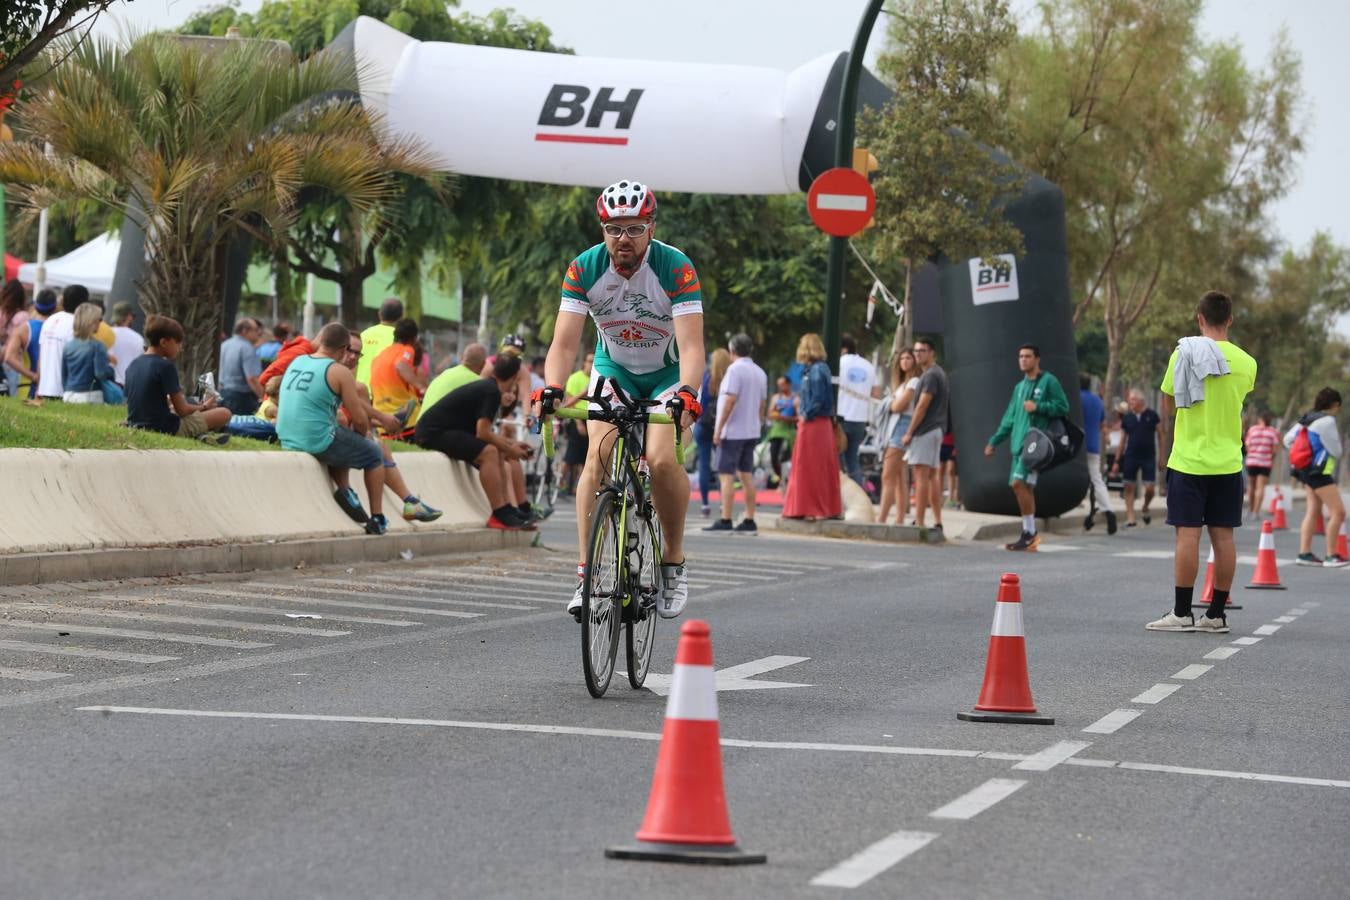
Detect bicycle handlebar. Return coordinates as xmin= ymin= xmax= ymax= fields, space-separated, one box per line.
xmin=540 ymin=377 xmax=684 ymax=465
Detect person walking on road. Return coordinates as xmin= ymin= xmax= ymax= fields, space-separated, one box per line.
xmin=782 ymin=333 xmax=842 ymax=521
xmin=1285 ymin=388 xmax=1346 ymax=567
xmin=1080 ymin=373 xmax=1118 ymax=534
xmin=1146 ymin=290 xmax=1256 ymax=633
xmin=900 ymin=338 xmax=948 ymax=532
xmin=1113 ymin=389 xmax=1164 ymax=527
xmin=1243 ymin=412 xmax=1282 ymax=521
xmin=984 ymin=344 xmax=1070 ymax=551
xmin=705 ymin=333 xmax=767 ymax=535
xmin=836 ymin=334 xmax=879 ymax=488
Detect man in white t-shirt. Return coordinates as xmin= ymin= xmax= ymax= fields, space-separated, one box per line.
xmin=837 ymin=333 xmax=880 ymax=487
xmin=36 ymin=285 xmax=82 ymax=399
xmin=705 ymin=333 xmax=768 ymax=535
xmin=110 ymin=302 xmax=145 ymax=384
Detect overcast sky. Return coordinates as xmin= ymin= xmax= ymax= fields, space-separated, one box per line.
xmin=95 ymin=0 xmax=1348 ymax=258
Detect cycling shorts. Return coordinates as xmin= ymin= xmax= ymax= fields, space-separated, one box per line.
xmin=588 ymin=358 xmax=682 ymax=410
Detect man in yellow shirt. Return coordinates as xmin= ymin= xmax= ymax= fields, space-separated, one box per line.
xmin=422 ymin=342 xmax=488 ymax=413
xmin=355 ymin=298 xmax=403 ymax=387
xmin=1146 ymin=291 xmax=1256 ymax=635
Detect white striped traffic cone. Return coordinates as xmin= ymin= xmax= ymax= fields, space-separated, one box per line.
xmin=606 ymin=620 xmax=765 ymax=865
xmin=957 ymin=573 xmax=1053 ymax=725
xmin=1199 ymin=546 xmax=1241 ymax=609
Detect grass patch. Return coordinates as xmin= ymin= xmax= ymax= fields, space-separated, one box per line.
xmin=0 ymin=400 xmax=278 ymax=452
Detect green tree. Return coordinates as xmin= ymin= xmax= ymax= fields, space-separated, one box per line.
xmin=858 ymin=0 xmax=1026 ymax=359
xmin=0 ymin=34 xmax=438 ymax=379
xmin=1000 ymin=0 xmax=1304 ymax=401
xmin=0 ymin=1 xmax=127 ymax=89
xmin=176 ymin=0 xmax=570 ymax=326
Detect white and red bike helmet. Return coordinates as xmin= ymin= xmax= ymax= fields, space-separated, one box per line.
xmin=596 ymin=180 xmax=657 ymax=221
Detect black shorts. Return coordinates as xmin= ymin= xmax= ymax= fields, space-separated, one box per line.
xmin=716 ymin=438 xmax=757 ymax=475
xmin=940 ymin=444 xmax=956 ymax=463
xmin=416 ymin=427 xmax=486 ymax=466
xmin=563 ymin=420 xmax=589 ymax=465
xmin=1245 ymin=465 xmax=1271 ymax=478
xmin=1165 ymin=468 xmax=1243 ymax=528
xmin=1120 ymin=454 xmax=1156 ymax=482
xmin=1295 ymin=470 xmax=1336 ymax=490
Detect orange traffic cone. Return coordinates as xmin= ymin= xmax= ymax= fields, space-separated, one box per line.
xmin=957 ymin=573 xmax=1054 ymax=725
xmin=1314 ymin=510 xmax=1326 ymax=536
xmin=1337 ymin=522 xmax=1349 ymax=559
xmin=1199 ymin=546 xmax=1241 ymax=609
xmin=1268 ymin=488 xmax=1281 ymax=517
xmin=606 ymin=620 xmax=766 ymax=866
xmin=1272 ymin=491 xmax=1289 ymax=531
xmin=1246 ymin=521 xmax=1287 ymax=590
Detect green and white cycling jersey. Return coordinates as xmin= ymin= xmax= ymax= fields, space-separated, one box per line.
xmin=559 ymin=240 xmax=703 ymax=376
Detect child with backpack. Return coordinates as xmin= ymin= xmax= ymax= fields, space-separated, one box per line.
xmin=1285 ymin=387 xmax=1345 ymax=567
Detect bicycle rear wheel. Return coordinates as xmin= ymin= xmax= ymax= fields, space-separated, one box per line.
xmin=626 ymin=511 xmax=661 ymax=689
xmin=582 ymin=492 xmax=624 ymax=698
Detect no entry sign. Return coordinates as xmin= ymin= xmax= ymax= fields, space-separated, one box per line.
xmin=807 ymin=167 xmax=876 ymax=238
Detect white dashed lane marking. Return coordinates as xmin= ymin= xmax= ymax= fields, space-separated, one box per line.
xmin=1172 ymin=664 xmax=1213 ymax=680
xmin=1204 ymin=647 xmax=1241 ymax=661
xmin=1082 ymin=709 xmax=1142 ymax=735
xmin=1011 ymin=740 xmax=1091 ymax=772
xmin=808 ymin=830 xmax=940 ymax=889
xmin=1131 ymin=683 xmax=1181 ymax=704
xmin=1253 ymin=624 xmax=1282 ymax=636
xmin=928 ymin=778 xmax=1028 ymax=819
xmin=1232 ymin=637 xmax=1263 ymax=646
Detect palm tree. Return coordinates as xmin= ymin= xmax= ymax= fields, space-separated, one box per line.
xmin=0 ymin=33 xmax=443 ymax=380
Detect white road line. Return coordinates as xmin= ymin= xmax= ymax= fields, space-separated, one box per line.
xmin=714 ymin=656 xmax=810 ymax=680
xmin=131 ymin=598 xmax=420 ymax=627
xmin=1012 ymin=740 xmax=1091 ymax=772
xmin=690 ymin=556 xmax=835 ymax=573
xmin=929 ymin=778 xmax=1028 ymax=819
xmin=1031 ymin=543 xmax=1080 ymax=553
xmin=3 ymin=622 xmax=270 ymax=649
xmin=1113 ymin=550 xmax=1174 ymax=559
xmin=262 ymin=581 xmax=542 ymax=608
xmin=1273 ymin=615 xmax=1297 ymax=623
xmin=0 ymin=639 xmax=178 ymax=664
xmin=178 ymin=588 xmax=484 ymax=618
xmin=1082 ymin=709 xmax=1142 ymax=735
xmin=1171 ymin=664 xmax=1213 ymax=680
xmin=1253 ymin=624 xmax=1282 ymax=636
xmin=1286 ymin=609 xmax=1308 ymax=616
xmin=1302 ymin=601 xmax=1321 ymax=608
xmin=4 ymin=606 xmax=349 ymax=637
xmin=1109 ymin=761 xmax=1350 ymax=790
xmin=1232 ymin=637 xmax=1263 ymax=646
xmin=1204 ymin=647 xmax=1241 ymax=661
xmin=1131 ymin=683 xmax=1181 ymax=704
xmin=301 ymin=577 xmax=561 ymax=601
xmin=808 ymin=830 xmax=940 ymax=889
xmin=0 ymin=666 xmax=71 ymax=682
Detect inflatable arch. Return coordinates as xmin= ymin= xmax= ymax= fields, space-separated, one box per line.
xmin=110 ymin=16 xmax=1087 ymax=516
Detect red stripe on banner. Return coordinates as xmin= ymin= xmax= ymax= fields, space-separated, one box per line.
xmin=534 ymin=133 xmax=629 ymax=145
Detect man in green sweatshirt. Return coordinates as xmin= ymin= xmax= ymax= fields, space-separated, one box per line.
xmin=984 ymin=344 xmax=1070 ymax=551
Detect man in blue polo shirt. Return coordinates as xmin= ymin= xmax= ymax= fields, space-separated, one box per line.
xmin=1080 ymin=373 xmax=1117 ymax=535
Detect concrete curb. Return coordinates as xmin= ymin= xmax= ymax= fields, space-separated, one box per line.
xmin=770 ymin=515 xmax=947 ymax=545
xmin=0 ymin=528 xmax=532 ymax=586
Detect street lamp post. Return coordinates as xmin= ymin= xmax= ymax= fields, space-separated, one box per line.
xmin=822 ymin=0 xmax=885 ymax=371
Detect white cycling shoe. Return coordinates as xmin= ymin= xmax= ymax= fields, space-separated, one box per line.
xmin=567 ymin=581 xmax=584 ymax=619
xmin=659 ymin=562 xmax=688 ymax=619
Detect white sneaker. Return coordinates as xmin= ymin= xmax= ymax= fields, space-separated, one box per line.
xmin=659 ymin=562 xmax=688 ymax=619
xmin=1145 ymin=612 xmax=1196 ymax=632
xmin=567 ymin=564 xmax=585 ymax=619
xmin=1194 ymin=614 xmax=1230 ymax=633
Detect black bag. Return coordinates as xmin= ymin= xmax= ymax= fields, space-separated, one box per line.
xmin=1021 ymin=416 xmax=1084 ymax=474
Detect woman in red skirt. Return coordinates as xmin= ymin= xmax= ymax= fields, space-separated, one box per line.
xmin=783 ymin=333 xmax=842 ymax=520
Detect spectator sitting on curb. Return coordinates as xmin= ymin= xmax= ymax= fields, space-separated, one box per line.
xmin=414 ymin=353 xmax=536 ymax=531
xmin=339 ymin=330 xmax=441 ymax=522
xmin=3 ymin=287 xmax=52 ymax=399
xmin=356 ymin=297 xmax=403 ymax=388
xmin=422 ymin=342 xmax=489 ymax=413
xmin=219 ymin=317 xmax=264 ymax=416
xmin=260 ymin=331 xmax=314 ymax=386
xmin=124 ymin=315 xmax=232 ymax=444
xmin=276 ymin=322 xmax=389 ymax=535
xmin=61 ymin=302 xmax=116 ymax=404
xmin=256 ymin=322 xmax=290 ymax=367
xmin=370 ymin=317 xmax=427 ymax=436
xmin=35 ymin=285 xmax=78 ymax=400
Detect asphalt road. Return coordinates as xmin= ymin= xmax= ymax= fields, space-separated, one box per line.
xmin=1 ymin=501 xmax=1347 ymax=899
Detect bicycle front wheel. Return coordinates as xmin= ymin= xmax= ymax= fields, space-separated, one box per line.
xmin=582 ymin=491 xmax=624 ymax=698
xmin=626 ymin=511 xmax=661 ymax=689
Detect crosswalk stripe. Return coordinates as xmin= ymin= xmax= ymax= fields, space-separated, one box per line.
xmin=0 ymin=639 xmax=179 ymax=664
xmin=171 ymin=587 xmax=483 ymax=619
xmin=394 ymin=569 xmax=715 ymax=593
xmin=2 ymin=621 xmax=271 ymax=649
xmin=698 ymin=555 xmax=833 ymax=572
xmin=130 ymin=598 xmax=420 ymax=627
xmin=268 ymin=581 xmax=542 ymax=609
xmin=321 ymin=573 xmax=563 ymax=598
xmin=0 ymin=666 xmax=71 ymax=682
xmin=4 ymin=605 xmax=351 ymax=637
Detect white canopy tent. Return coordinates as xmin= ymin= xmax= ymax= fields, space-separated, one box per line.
xmin=18 ymin=233 xmax=119 ymax=295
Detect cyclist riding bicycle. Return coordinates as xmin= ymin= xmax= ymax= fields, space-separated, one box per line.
xmin=534 ymin=179 xmax=705 ymax=620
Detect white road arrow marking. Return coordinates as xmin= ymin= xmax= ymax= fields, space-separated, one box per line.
xmin=634 ymin=655 xmax=812 ymax=697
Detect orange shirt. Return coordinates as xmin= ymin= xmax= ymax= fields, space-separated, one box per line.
xmin=370 ymin=341 xmax=421 ymax=423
